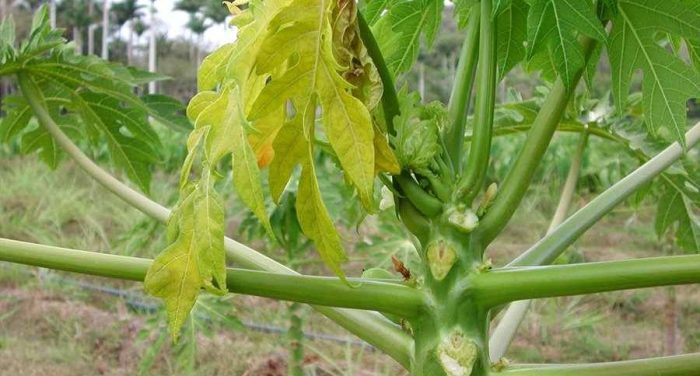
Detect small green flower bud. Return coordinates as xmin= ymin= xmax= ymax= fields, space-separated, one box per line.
xmin=477 ymin=183 xmax=498 ymax=216
xmin=426 ymin=239 xmax=457 ymax=281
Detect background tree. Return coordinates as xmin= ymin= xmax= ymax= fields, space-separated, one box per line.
xmin=101 ymin=0 xmax=109 ymax=58
xmin=175 ymin=0 xmax=227 ymax=67
xmin=111 ymin=0 xmax=143 ymax=65
xmin=57 ymin=0 xmax=92 ymax=54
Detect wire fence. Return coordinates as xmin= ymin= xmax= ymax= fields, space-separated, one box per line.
xmin=0 ymin=264 xmax=376 ymax=350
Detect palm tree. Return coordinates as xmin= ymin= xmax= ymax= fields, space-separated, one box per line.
xmin=174 ymin=0 xmax=228 ymax=66
xmin=87 ymin=0 xmax=96 ymax=54
xmin=147 ymin=0 xmax=156 ymax=93
xmin=185 ymin=13 xmax=207 ymax=64
xmin=112 ymin=0 xmax=143 ymax=65
xmin=101 ymin=0 xmax=109 ymax=59
xmin=49 ymin=0 xmax=56 ymax=27
xmin=202 ymin=0 xmax=227 ymax=24
xmin=58 ymin=0 xmax=93 ymax=54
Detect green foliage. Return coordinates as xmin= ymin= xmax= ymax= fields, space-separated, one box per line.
xmin=495 ymin=0 xmax=528 ymax=80
xmin=0 ymin=6 xmax=187 ymax=192
xmin=392 ymin=91 xmax=443 ymax=173
xmin=608 ymin=0 xmax=700 ymax=147
xmin=487 ymin=86 xmax=700 ymax=252
xmin=525 ymin=0 xmax=606 ymax=89
xmin=369 ymin=0 xmax=444 ymax=75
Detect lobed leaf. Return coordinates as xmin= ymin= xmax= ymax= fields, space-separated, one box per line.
xmin=374 ymin=0 xmax=444 ymax=75
xmin=496 ymin=0 xmax=528 ymax=80
xmin=249 ymin=0 xmax=376 ymax=209
xmin=526 ymin=0 xmax=607 ymax=89
xmin=608 ymin=0 xmax=700 ymax=147
xmin=144 ymin=176 xmax=227 ymax=341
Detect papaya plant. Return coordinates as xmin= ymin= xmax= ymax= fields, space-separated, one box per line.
xmin=1 ymin=1 xmax=700 ymax=375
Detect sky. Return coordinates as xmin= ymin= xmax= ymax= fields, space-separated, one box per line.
xmin=125 ymin=0 xmax=235 ymax=50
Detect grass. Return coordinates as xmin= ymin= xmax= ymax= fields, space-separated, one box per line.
xmin=0 ymin=156 xmax=698 ymax=374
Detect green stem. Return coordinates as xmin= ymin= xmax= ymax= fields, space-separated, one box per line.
xmin=489 ymin=131 xmax=588 ymax=360
xmin=477 ymin=38 xmax=596 ymax=244
xmin=473 ymin=254 xmax=700 ymax=308
xmin=358 ymin=11 xmax=399 ymax=135
xmin=454 ymin=0 xmax=496 ymax=204
xmin=16 ymin=72 xmax=414 ymax=368
xmin=509 ymin=121 xmax=700 ymax=268
xmin=17 ymin=72 xmax=170 ymax=222
xmin=396 ymin=173 xmax=443 ymax=217
xmin=287 ymin=302 xmax=305 ymax=376
xmin=500 ymin=353 xmax=700 ymax=376
xmin=547 ymin=131 xmax=588 ymax=232
xmin=0 ymin=237 xmax=425 ymax=317
xmin=466 ymin=121 xmax=618 ymax=143
xmin=445 ymin=6 xmax=480 ymax=170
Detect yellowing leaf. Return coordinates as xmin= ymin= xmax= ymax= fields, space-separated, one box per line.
xmin=249 ymin=0 xmax=376 ymax=209
xmin=144 ymin=176 xmax=226 ymax=341
xmin=268 ymin=115 xmax=307 ymax=202
xmin=295 ymin=106 xmax=348 ymax=277
xmin=186 ymin=91 xmax=219 ymax=123
xmin=195 ymin=88 xmax=272 ymax=234
xmin=247 ymin=107 xmax=285 ymax=168
xmin=373 ymin=127 xmax=400 ymax=175
xmin=297 ymin=159 xmax=348 ymax=277
xmin=198 ymin=43 xmax=235 ymax=91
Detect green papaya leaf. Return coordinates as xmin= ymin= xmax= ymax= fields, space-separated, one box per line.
xmin=608 ymin=0 xmax=700 ymax=147
xmin=392 ymin=91 xmax=442 ymax=173
xmin=526 ymin=0 xmax=607 ymax=89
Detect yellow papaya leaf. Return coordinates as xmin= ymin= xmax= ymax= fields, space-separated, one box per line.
xmin=195 ymin=88 xmax=272 ymax=235
xmin=248 ymin=107 xmax=284 ymax=168
xmin=144 ymin=175 xmax=226 ymax=341
xmin=373 ymin=126 xmax=400 ymax=175
xmin=198 ymin=43 xmax=235 ymax=91
xmin=249 ymin=0 xmax=376 ymax=210
xmin=296 ymin=159 xmax=348 ymax=278
xmin=268 ymin=114 xmax=307 ymax=202
xmin=186 ymin=91 xmax=218 ymax=123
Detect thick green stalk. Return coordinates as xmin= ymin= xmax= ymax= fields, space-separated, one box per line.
xmin=357 ymin=11 xmax=400 ymax=135
xmin=477 ymin=38 xmax=596 ymax=244
xmin=489 ymin=132 xmax=588 ymax=360
xmin=16 ymin=72 xmax=414 ymax=368
xmin=445 ymin=6 xmax=480 ymax=169
xmin=0 ymin=238 xmax=150 ymax=281
xmin=454 ymin=0 xmax=496 ymax=204
xmin=0 ymin=237 xmax=425 ymax=317
xmin=509 ymin=121 xmax=700 ymax=268
xmin=473 ymin=255 xmax=700 ymax=308
xmin=500 ymin=353 xmax=700 ymax=376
